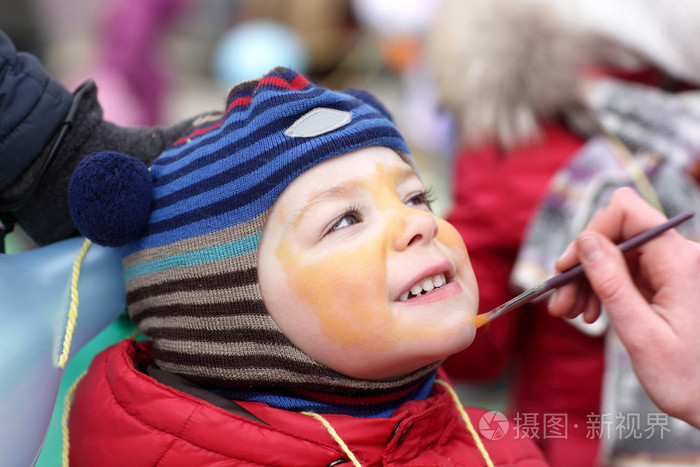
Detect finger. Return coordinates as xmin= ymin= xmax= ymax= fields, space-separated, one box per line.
xmin=554 ymin=242 xmax=576 ymax=273
xmin=582 ymin=291 xmax=602 ymax=323
xmin=572 ymin=279 xmax=594 ymax=319
xmin=547 ymin=276 xmax=598 ymax=321
xmin=547 ymin=279 xmax=580 ymax=317
xmin=575 ymin=280 xmax=602 ymax=323
xmin=576 ymin=232 xmax=665 ymax=352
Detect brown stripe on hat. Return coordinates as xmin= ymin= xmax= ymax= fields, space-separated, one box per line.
xmin=138 ymin=312 xmax=278 ymax=334
xmin=154 ymin=337 xmax=308 ymax=354
xmin=146 ymin=325 xmax=287 ymax=344
xmin=128 ymin=282 xmax=262 ymax=318
xmin=130 ymin=300 xmax=269 ymax=327
xmin=127 ymin=267 xmax=259 ymax=303
xmin=133 ymin=299 xmax=268 ymax=325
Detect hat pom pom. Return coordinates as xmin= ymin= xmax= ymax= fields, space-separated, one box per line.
xmin=68 ymin=151 xmax=152 ymax=247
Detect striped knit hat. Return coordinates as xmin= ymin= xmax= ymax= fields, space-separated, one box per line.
xmin=68 ymin=67 xmax=440 ymax=395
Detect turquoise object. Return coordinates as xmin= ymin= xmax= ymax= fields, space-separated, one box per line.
xmin=0 ymin=237 xmax=125 ymax=466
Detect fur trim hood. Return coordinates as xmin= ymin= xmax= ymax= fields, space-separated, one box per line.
xmin=426 ymin=0 xmax=700 ymax=149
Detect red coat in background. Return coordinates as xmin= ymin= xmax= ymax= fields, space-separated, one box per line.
xmin=443 ymin=123 xmax=605 ymax=466
xmin=68 ymin=339 xmax=548 ymax=466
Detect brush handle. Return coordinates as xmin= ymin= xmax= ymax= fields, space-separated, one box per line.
xmin=481 ymin=210 xmax=694 ymax=325
xmin=545 ymin=211 xmax=694 ymax=290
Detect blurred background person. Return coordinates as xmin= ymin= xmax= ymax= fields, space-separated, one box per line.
xmin=426 ymin=0 xmax=700 ymax=465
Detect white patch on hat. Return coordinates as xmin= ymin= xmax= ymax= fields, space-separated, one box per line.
xmin=284 ymin=108 xmax=352 ymax=138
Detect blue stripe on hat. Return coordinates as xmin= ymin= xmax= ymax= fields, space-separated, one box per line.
xmin=123 ymin=193 xmax=274 ymax=255
xmin=151 ymin=109 xmax=389 ymax=207
xmin=123 ymin=231 xmax=261 ymax=281
xmin=146 ymin=127 xmax=407 ymax=233
xmin=152 ymin=86 xmax=326 ymax=173
xmin=152 ymin=86 xmax=356 ymax=185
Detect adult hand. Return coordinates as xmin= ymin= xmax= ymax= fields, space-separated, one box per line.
xmin=548 ymin=187 xmax=700 ymax=429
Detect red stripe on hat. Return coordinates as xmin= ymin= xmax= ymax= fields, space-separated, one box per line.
xmin=172 ymin=120 xmax=224 ymax=146
xmin=258 ymin=76 xmax=291 ymax=89
xmin=289 ymin=74 xmax=310 ymax=90
xmin=258 ymin=74 xmax=310 ymax=91
xmin=227 ymin=95 xmax=252 ymax=112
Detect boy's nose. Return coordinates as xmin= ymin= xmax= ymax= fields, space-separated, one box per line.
xmin=392 ymin=207 xmax=439 ymax=250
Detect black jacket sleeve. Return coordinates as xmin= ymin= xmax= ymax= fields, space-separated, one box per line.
xmin=0 ymin=28 xmax=72 ymax=191
xmin=0 ymin=30 xmax=195 ymax=246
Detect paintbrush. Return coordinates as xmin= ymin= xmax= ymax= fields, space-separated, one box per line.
xmin=474 ymin=211 xmax=694 ymax=329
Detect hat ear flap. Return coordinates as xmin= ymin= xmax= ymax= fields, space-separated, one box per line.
xmin=342 ymin=89 xmax=395 ymax=122
xmin=68 ymin=151 xmax=152 ymax=247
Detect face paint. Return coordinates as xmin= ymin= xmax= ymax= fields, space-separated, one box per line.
xmin=274 ymin=163 xmax=401 ymax=350
xmin=258 ymin=146 xmax=478 ymax=379
xmin=273 ymin=235 xmax=388 ymax=348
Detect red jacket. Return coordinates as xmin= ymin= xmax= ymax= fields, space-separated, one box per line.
xmin=443 ymin=123 xmax=604 ymax=466
xmin=68 ymin=339 xmax=548 ymax=466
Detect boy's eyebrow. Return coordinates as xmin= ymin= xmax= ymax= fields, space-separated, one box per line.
xmin=290 ymin=165 xmax=418 ymax=224
xmin=291 ymin=180 xmax=365 ymax=224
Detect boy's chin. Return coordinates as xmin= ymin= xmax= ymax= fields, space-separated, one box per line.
xmin=435 ymin=329 xmax=477 ymax=361
xmin=343 ymin=340 xmax=477 ymax=381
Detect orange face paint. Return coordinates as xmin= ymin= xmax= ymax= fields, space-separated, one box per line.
xmin=273 ymin=164 xmax=399 ymax=349
xmin=274 ymin=230 xmax=387 ymax=348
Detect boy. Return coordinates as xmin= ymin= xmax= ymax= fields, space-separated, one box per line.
xmin=66 ymin=67 xmax=546 ymax=465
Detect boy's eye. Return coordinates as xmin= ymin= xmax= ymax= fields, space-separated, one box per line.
xmin=405 ymin=190 xmax=434 ymax=211
xmin=327 ymin=209 xmax=362 ymax=234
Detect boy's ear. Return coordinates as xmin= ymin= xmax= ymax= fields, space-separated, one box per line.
xmin=342 ymin=89 xmax=395 ymax=122
xmin=68 ymin=151 xmax=152 ymax=247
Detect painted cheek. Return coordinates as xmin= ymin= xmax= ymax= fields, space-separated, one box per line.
xmin=275 ymin=235 xmax=394 ymax=350
xmin=273 ymin=165 xmax=406 ymax=350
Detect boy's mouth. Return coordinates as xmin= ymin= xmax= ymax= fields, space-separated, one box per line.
xmin=398 ymin=273 xmax=448 ymax=301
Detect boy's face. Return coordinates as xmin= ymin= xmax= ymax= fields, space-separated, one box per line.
xmin=258 ymin=147 xmax=478 ymax=379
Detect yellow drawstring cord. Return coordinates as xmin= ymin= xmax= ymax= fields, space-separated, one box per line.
xmin=303 ymin=380 xmax=495 ymax=467
xmin=435 ymin=379 xmax=495 ymax=467
xmin=126 ymin=327 xmax=141 ymax=340
xmin=302 ymin=411 xmax=363 ymax=467
xmin=61 ymin=370 xmax=87 ymax=467
xmin=58 ymin=238 xmax=92 ymax=369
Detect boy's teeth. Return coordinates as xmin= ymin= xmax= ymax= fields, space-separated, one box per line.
xmin=399 ymin=274 xmax=447 ymax=301
xmin=434 ymin=274 xmax=445 ymax=287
